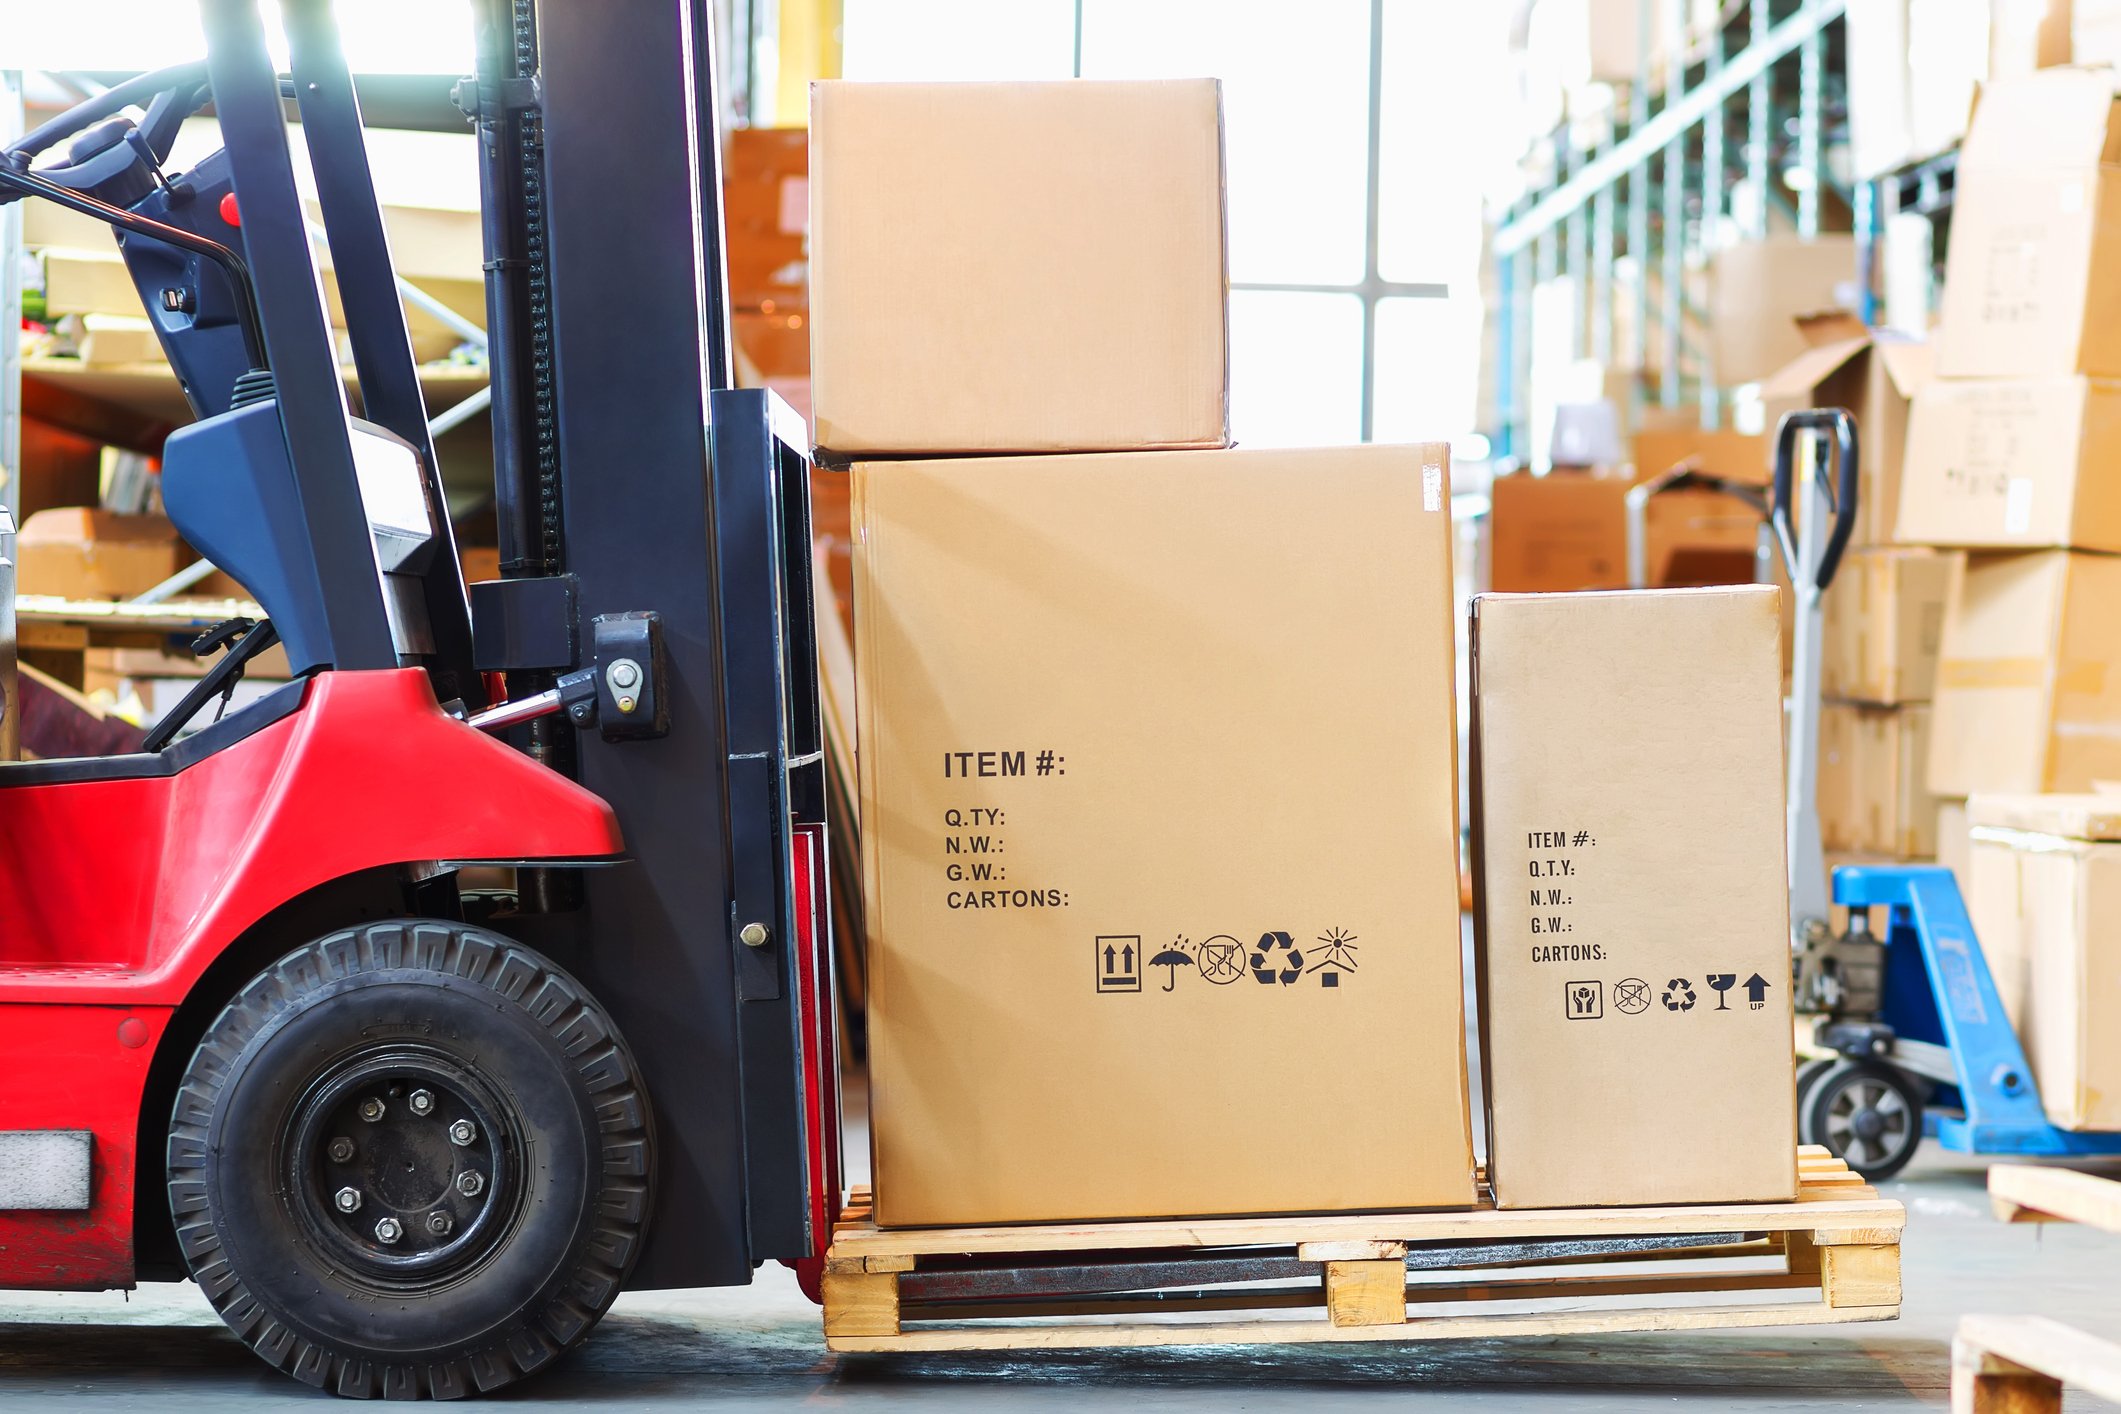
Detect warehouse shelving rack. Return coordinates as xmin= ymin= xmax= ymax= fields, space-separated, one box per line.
xmin=1489 ymin=0 xmax=1850 ymax=464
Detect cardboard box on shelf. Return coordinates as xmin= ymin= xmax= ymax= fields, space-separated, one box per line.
xmin=16 ymin=508 xmax=187 ymax=601
xmin=1824 ymin=547 xmax=1958 ymax=703
xmin=809 ymin=80 xmax=1229 ymax=459
xmin=1631 ymin=423 xmax=1770 ymax=484
xmin=1470 ymin=586 xmax=1796 ymax=1209
xmin=1486 ymin=471 xmax=1761 ymax=593
xmin=1706 ymin=237 xmax=1860 ymax=387
xmin=1929 ymin=550 xmax=2121 ymax=796
xmin=1963 ymin=793 xmax=2121 ymax=1130
xmin=1756 ymin=317 xmax=1930 ymax=548
xmin=1819 ymin=702 xmax=1940 ymax=859
xmin=857 ymin=443 xmax=1472 ymax=1226
xmin=1935 ymin=69 xmax=2121 ymax=379
xmin=1896 ymin=376 xmax=2121 ymax=551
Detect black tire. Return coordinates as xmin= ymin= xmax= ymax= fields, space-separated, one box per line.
xmin=167 ymin=920 xmax=655 ymax=1399
xmin=1795 ymin=1056 xmax=1835 ymax=1109
xmin=1799 ymin=1058 xmax=1923 ymax=1181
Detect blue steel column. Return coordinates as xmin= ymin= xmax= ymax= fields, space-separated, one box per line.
xmin=199 ymin=0 xmax=397 ymax=670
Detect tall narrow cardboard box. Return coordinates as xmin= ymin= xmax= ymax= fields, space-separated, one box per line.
xmin=1471 ymin=586 xmax=1796 ymax=1209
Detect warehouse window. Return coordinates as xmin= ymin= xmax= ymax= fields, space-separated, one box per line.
xmin=841 ymin=0 xmax=1499 ymax=451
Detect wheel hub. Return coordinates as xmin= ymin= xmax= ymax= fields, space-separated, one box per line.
xmin=286 ymin=1048 xmax=518 ymax=1281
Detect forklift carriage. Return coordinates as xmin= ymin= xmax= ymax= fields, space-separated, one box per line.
xmin=0 ymin=0 xmax=841 ymax=1397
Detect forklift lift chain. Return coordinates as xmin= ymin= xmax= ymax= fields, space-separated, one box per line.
xmin=166 ymin=920 xmax=657 ymax=1399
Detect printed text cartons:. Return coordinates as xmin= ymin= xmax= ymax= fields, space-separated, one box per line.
xmin=1470 ymin=587 xmax=1797 ymax=1209
xmin=855 ymin=444 xmax=1473 ymax=1227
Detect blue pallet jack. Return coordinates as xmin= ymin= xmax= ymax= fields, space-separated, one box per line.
xmin=1773 ymin=409 xmax=2121 ymax=1177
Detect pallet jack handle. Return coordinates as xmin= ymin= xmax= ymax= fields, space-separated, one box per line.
xmin=1774 ymin=408 xmax=1859 ymax=957
xmin=1769 ymin=408 xmax=1859 ymax=593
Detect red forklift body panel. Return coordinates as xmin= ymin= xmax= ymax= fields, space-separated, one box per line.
xmin=0 ymin=669 xmax=624 ymax=1288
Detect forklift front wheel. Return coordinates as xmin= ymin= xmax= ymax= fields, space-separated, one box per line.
xmin=1794 ymin=1056 xmax=1835 ymax=1109
xmin=166 ymin=920 xmax=656 ymax=1399
xmin=1799 ymin=1058 xmax=1924 ymax=1181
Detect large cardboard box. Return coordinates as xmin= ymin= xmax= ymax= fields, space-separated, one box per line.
xmin=1631 ymin=424 xmax=1770 ymax=484
xmin=857 ymin=444 xmax=1473 ymax=1226
xmin=1707 ymin=237 xmax=1860 ymax=387
xmin=1935 ymin=70 xmax=2121 ymax=379
xmin=16 ymin=508 xmax=187 ymax=601
xmin=1896 ymin=376 xmax=2121 ymax=550
xmin=808 ymin=80 xmax=1230 ymax=459
xmin=1470 ymin=586 xmax=1797 ymax=1209
xmin=1819 ymin=702 xmax=1939 ymax=859
xmin=1929 ymin=550 xmax=2121 ymax=795
xmin=1757 ymin=318 xmax=1930 ymax=548
xmin=1964 ymin=793 xmax=2121 ymax=1130
xmin=1824 ymin=547 xmax=1957 ymax=703
xmin=1487 ymin=471 xmax=1761 ymax=594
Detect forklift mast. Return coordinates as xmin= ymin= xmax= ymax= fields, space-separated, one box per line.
xmin=458 ymin=0 xmax=832 ymax=1287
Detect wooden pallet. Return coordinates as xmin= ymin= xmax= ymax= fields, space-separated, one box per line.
xmin=1952 ymin=1166 xmax=2121 ymax=1412
xmin=821 ymin=1146 xmax=1903 ymax=1352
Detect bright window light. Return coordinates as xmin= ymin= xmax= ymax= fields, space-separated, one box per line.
xmin=840 ymin=0 xmax=1076 ymax=81
xmin=1229 ymin=290 xmax=1364 ymax=447
xmin=0 ymin=0 xmax=475 ymax=74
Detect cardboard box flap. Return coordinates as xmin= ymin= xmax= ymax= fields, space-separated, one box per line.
xmin=1961 ymin=68 xmax=2121 ymax=171
xmin=1874 ymin=338 xmax=1934 ymax=398
xmin=1795 ymin=309 xmax=1870 ymax=349
xmin=1757 ymin=335 xmax=1868 ymax=400
xmin=1967 ymin=793 xmax=2121 ymax=841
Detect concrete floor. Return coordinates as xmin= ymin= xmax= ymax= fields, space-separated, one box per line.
xmin=0 ymin=1145 xmax=2118 ymax=1409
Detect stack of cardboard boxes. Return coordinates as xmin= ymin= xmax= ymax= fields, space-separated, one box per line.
xmin=816 ymin=78 xmax=1799 ymax=1224
xmin=1894 ymin=70 xmax=2121 ymax=879
xmin=811 ymin=79 xmax=1478 ymax=1227
xmin=1753 ymin=314 xmax=1950 ymax=865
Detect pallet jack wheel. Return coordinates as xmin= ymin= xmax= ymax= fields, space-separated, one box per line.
xmin=166 ymin=921 xmax=656 ymax=1399
xmin=1799 ymin=1058 xmax=1923 ymax=1181
xmin=1794 ymin=1056 xmax=1835 ymax=1108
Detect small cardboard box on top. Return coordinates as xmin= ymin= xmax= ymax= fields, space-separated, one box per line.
xmin=1934 ymin=69 xmax=2121 ymax=379
xmin=1470 ymin=586 xmax=1796 ymax=1209
xmin=1929 ymin=550 xmax=2121 ymax=796
xmin=1964 ymin=793 xmax=2121 ymax=1131
xmin=1706 ymin=237 xmax=1860 ymax=386
xmin=856 ymin=443 xmax=1473 ymax=1227
xmin=808 ymin=79 xmax=1229 ymax=459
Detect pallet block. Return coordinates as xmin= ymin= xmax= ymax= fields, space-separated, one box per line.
xmin=821 ymin=1147 xmax=1903 ymax=1353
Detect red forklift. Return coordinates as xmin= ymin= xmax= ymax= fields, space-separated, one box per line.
xmin=0 ymin=0 xmax=839 ymax=1398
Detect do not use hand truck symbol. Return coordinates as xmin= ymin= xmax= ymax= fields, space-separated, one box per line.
xmin=1250 ymin=931 xmax=1303 ymax=985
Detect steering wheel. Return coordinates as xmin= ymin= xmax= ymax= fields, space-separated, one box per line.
xmin=4 ymin=60 xmax=212 ymax=191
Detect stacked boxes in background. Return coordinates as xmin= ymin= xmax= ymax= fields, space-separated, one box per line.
xmin=810 ymin=80 xmax=1475 ymax=1226
xmin=1895 ymin=70 xmax=2121 ymax=877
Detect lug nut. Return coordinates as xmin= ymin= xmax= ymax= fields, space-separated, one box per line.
xmin=358 ymin=1097 xmax=385 ymax=1123
xmin=334 ymin=1187 xmax=362 ymax=1213
xmin=374 ymin=1217 xmax=403 ymax=1244
xmin=448 ymin=1119 xmax=477 ymax=1147
xmin=426 ymin=1211 xmax=453 ymax=1237
xmin=328 ymin=1137 xmax=356 ymax=1164
xmin=409 ymin=1089 xmax=435 ymax=1116
xmin=456 ymin=1170 xmax=485 ymax=1197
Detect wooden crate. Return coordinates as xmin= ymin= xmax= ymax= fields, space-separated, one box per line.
xmin=821 ymin=1146 xmax=1903 ymax=1352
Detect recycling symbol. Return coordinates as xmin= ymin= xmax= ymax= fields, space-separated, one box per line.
xmin=1662 ymin=978 xmax=1696 ymax=1012
xmin=1250 ymin=930 xmax=1304 ymax=985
